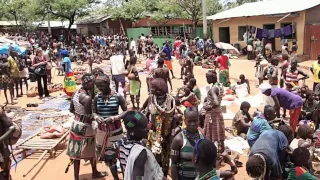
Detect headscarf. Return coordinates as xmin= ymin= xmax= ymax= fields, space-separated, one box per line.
xmin=259 ymin=83 xmax=272 ymax=93
xmin=81 ymin=74 xmax=94 ymax=84
xmin=95 ymin=74 xmax=110 ymax=84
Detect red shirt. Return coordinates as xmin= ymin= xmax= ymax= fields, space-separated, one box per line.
xmin=174 ymin=40 xmax=182 ymax=51
xmin=217 ymin=55 xmax=229 ymax=70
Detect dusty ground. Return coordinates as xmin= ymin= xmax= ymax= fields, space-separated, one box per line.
xmin=5 ymin=57 xmax=315 ymax=180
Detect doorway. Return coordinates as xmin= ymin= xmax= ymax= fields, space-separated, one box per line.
xmin=219 ymin=27 xmax=230 ymax=43
xmin=263 ymin=24 xmax=275 ymax=51
xmin=304 ymin=24 xmax=320 ymax=60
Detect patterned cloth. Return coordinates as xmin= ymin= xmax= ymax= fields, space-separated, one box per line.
xmin=203 ymin=83 xmax=225 ymax=141
xmin=219 ymin=69 xmax=230 ymax=87
xmin=67 ymin=90 xmax=96 ymax=160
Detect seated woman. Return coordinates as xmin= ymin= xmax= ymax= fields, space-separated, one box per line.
xmin=233 ymin=74 xmax=250 ymax=95
xmin=290 ymin=124 xmax=313 ymax=151
xmin=247 ymin=105 xmax=274 ymax=147
xmin=194 ymin=51 xmax=202 ymax=66
xmin=171 ymin=107 xmax=205 ymax=180
xmin=193 ymin=139 xmax=237 ymax=180
xmin=246 ymin=126 xmax=294 ymax=180
xmin=177 ymin=85 xmax=199 ymax=108
xmin=302 ymin=91 xmax=319 ymax=120
xmin=232 ymin=101 xmax=252 ymax=138
xmin=288 ymin=147 xmax=316 ymax=180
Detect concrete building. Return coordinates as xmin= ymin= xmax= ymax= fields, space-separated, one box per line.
xmin=76 ymin=15 xmax=132 ymax=36
xmin=208 ymin=0 xmax=320 ymax=60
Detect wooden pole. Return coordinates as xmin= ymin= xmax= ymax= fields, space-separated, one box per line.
xmin=202 ymin=0 xmax=207 ymax=39
xmin=23 ymin=150 xmax=48 ymax=177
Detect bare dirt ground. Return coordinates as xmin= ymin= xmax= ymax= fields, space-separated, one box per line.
xmin=6 ymin=57 xmax=315 ymax=180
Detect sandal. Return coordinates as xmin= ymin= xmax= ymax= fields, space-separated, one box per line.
xmin=27 ymin=86 xmax=38 ymax=97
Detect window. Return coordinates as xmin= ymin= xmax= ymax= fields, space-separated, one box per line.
xmin=238 ymin=26 xmax=248 ymax=41
xmin=281 ymin=23 xmax=296 ymax=39
xmin=151 ymin=26 xmax=171 ymax=36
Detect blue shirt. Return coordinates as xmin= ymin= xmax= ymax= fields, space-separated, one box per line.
xmin=247 ymin=115 xmax=272 ymax=147
xmin=163 ymin=46 xmax=172 ymax=60
xmin=196 ymin=39 xmax=204 ymax=49
xmin=250 ymin=129 xmax=288 ymax=178
xmin=62 ymin=57 xmax=72 ymax=73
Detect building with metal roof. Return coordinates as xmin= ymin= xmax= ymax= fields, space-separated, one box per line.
xmin=208 ymin=0 xmax=320 ymax=59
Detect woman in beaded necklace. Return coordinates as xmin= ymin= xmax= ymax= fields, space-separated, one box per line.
xmin=193 ymin=139 xmax=237 ymax=180
xmin=140 ymin=78 xmax=177 ymax=177
xmin=115 ymin=111 xmax=164 ymax=180
xmin=171 ymin=107 xmax=204 ymax=180
xmin=93 ymin=73 xmax=127 ymax=180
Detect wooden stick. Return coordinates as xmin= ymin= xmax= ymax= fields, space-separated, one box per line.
xmin=50 ymin=130 xmax=70 ymax=149
xmin=23 ymin=150 xmax=48 ymax=177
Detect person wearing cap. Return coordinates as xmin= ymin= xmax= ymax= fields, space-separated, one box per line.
xmin=310 ymin=55 xmax=320 ymax=91
xmin=259 ymin=83 xmax=303 ymax=132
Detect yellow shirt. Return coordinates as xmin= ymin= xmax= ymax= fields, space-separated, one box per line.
xmin=8 ymin=56 xmax=19 ymax=78
xmin=312 ymin=62 xmax=320 ymax=83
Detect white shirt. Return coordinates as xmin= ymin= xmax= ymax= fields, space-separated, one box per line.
xmin=130 ymin=40 xmax=136 ymax=50
xmin=110 ymin=54 xmax=125 ymax=75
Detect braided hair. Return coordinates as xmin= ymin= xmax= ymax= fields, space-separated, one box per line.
xmin=246 ymin=155 xmax=265 ymax=178
xmin=291 ymin=147 xmax=310 ymax=167
xmin=194 ymin=139 xmax=217 ymax=167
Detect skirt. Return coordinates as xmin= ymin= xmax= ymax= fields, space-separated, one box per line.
xmin=204 ymin=108 xmax=225 ymax=142
xmin=0 ymin=75 xmax=13 ymax=85
xmin=164 ymin=60 xmax=173 ymax=70
xmin=66 ymin=121 xmax=96 ymax=160
xmin=19 ymin=68 xmax=29 ymax=78
xmin=129 ymin=80 xmax=141 ymax=96
xmin=96 ymin=120 xmax=123 ymax=162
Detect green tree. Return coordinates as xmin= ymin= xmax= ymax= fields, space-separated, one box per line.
xmin=42 ymin=0 xmax=99 ymax=36
xmin=0 ymin=0 xmax=26 ymax=30
xmin=174 ymin=0 xmax=222 ymax=36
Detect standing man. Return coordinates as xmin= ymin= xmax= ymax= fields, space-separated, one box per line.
xmin=310 ymin=55 xmax=320 ymax=91
xmin=195 ymin=37 xmax=204 ymax=50
xmin=162 ymin=43 xmax=176 ymax=78
xmin=130 ymin=37 xmax=137 ymax=54
xmin=110 ymin=46 xmax=126 ymax=99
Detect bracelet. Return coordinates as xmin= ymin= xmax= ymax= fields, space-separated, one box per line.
xmin=170 ymin=150 xmax=180 ymax=156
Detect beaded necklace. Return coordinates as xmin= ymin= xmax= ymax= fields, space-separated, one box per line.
xmin=183 ymin=129 xmax=200 ymax=143
xmin=198 ymin=169 xmax=217 ymax=180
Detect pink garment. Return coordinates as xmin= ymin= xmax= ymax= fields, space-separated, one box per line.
xmin=146 ymin=58 xmax=153 ymax=72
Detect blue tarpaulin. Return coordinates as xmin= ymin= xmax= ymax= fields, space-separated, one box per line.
xmin=0 ymin=44 xmax=26 ymax=56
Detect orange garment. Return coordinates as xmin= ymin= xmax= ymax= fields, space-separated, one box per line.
xmin=290 ymin=106 xmax=302 ymax=132
xmin=164 ymin=60 xmax=173 ymax=70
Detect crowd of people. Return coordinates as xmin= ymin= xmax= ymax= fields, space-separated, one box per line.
xmin=1 ymin=31 xmax=320 ymax=180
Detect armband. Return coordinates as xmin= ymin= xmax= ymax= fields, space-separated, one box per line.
xmin=170 ymin=149 xmax=180 ymax=156
xmin=134 ymin=176 xmax=144 ymax=180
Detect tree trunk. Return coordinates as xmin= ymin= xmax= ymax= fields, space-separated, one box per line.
xmin=67 ymin=18 xmax=74 ymax=44
xmin=192 ymin=16 xmax=198 ymax=38
xmin=14 ymin=13 xmax=19 ymax=33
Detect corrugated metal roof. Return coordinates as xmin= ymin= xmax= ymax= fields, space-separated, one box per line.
xmin=76 ymin=15 xmax=111 ymax=25
xmin=0 ymin=21 xmax=76 ymax=29
xmin=208 ymin=0 xmax=320 ymax=20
